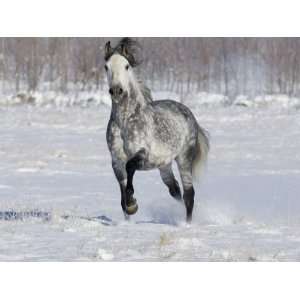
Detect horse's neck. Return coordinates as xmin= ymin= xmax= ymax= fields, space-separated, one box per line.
xmin=111 ymin=84 xmax=150 ymax=127
xmin=129 ymin=78 xmax=150 ymax=106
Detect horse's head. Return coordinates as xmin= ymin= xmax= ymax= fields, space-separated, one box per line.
xmin=104 ymin=38 xmax=141 ymax=101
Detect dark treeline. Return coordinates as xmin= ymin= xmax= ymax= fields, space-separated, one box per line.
xmin=0 ymin=37 xmax=300 ymax=99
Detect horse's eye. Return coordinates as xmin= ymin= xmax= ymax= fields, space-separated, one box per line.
xmin=125 ymin=64 xmax=129 ymax=70
xmin=104 ymin=65 xmax=108 ymax=72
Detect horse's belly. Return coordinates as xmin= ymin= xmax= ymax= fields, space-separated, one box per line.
xmin=122 ymin=124 xmax=184 ymax=169
xmin=123 ymin=140 xmax=177 ymax=170
xmin=147 ymin=143 xmax=176 ymax=168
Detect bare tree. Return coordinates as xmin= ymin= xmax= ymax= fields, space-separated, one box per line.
xmin=0 ymin=37 xmax=300 ymax=100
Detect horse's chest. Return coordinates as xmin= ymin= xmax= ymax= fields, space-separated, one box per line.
xmin=121 ymin=122 xmax=148 ymax=156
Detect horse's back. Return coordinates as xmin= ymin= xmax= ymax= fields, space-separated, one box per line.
xmin=153 ymin=99 xmax=196 ymax=117
xmin=149 ymin=99 xmax=200 ymax=157
xmin=152 ymin=99 xmax=199 ymax=135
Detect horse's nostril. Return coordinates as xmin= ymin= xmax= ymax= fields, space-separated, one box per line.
xmin=109 ymin=86 xmax=123 ymax=96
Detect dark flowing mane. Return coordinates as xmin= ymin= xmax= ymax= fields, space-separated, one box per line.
xmin=104 ymin=38 xmax=142 ymax=67
xmin=139 ymin=81 xmax=153 ymax=103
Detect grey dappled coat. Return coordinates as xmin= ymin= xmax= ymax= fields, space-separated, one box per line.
xmin=105 ymin=38 xmax=209 ymax=222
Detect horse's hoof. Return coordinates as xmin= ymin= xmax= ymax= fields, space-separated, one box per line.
xmin=126 ymin=203 xmax=138 ymax=215
xmin=125 ymin=196 xmax=138 ymax=215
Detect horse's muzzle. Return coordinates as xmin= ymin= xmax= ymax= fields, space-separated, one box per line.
xmin=109 ymin=85 xmax=124 ymax=97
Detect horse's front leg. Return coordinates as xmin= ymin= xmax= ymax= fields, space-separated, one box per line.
xmin=125 ymin=148 xmax=147 ymax=215
xmin=112 ymin=160 xmax=130 ymax=220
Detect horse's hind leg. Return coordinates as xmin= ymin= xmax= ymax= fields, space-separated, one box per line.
xmin=176 ymin=155 xmax=195 ymax=223
xmin=159 ymin=163 xmax=182 ymax=201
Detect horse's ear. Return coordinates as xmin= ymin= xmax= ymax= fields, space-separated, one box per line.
xmin=121 ymin=43 xmax=137 ymax=67
xmin=104 ymin=41 xmax=112 ymax=61
xmin=121 ymin=44 xmax=128 ymax=58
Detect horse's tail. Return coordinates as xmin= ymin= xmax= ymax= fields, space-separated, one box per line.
xmin=192 ymin=125 xmax=210 ymax=181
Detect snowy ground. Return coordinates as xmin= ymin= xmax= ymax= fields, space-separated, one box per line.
xmin=0 ymin=102 xmax=300 ymax=261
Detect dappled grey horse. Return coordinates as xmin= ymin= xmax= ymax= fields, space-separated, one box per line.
xmin=105 ymin=38 xmax=209 ymax=222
